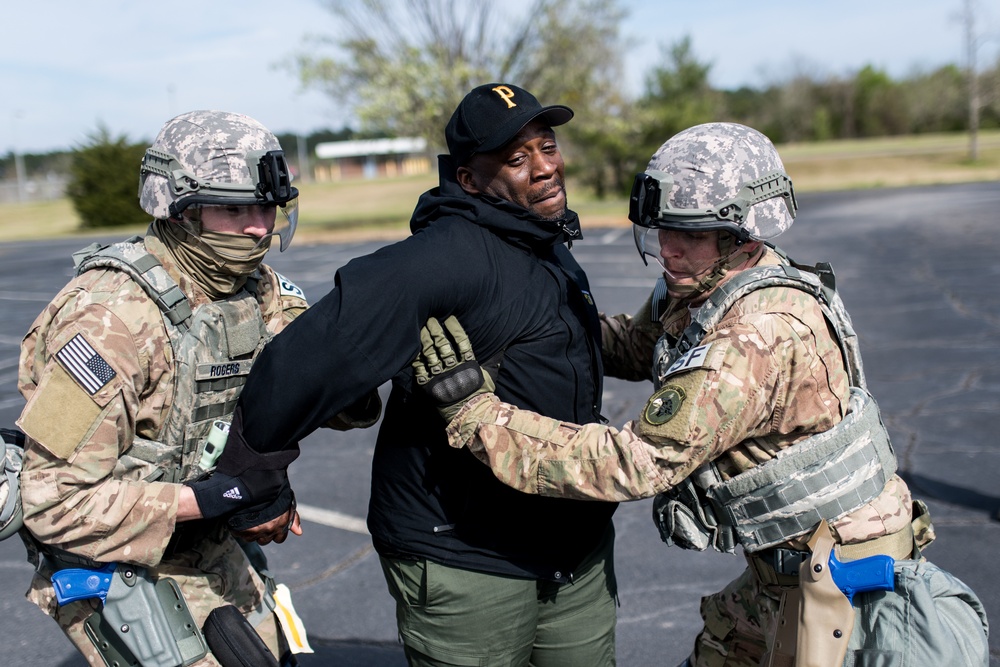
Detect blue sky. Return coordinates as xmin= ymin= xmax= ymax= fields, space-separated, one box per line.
xmin=2 ymin=0 xmax=994 ymax=154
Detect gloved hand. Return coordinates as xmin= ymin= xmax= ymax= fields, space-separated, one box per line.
xmin=186 ymin=405 xmax=300 ymax=521
xmin=412 ymin=316 xmax=495 ymax=423
xmin=323 ymin=389 xmax=383 ymax=431
xmin=226 ymin=481 xmax=296 ymax=533
xmin=186 ymin=467 xmax=290 ymax=521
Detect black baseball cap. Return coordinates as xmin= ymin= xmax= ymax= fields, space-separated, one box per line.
xmin=445 ymin=83 xmax=574 ymax=165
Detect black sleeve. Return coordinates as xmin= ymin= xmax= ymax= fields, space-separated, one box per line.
xmin=230 ymin=229 xmax=479 ymax=453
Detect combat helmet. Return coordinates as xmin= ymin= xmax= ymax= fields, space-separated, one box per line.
xmin=629 ymin=122 xmax=797 ymax=268
xmin=0 ymin=429 xmax=25 ymax=542
xmin=139 ymin=110 xmax=298 ymax=251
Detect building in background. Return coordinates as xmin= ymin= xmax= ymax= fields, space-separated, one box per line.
xmin=313 ymin=137 xmax=430 ymax=181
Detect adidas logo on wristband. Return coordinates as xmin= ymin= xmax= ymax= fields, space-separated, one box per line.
xmin=222 ymin=487 xmax=243 ymax=500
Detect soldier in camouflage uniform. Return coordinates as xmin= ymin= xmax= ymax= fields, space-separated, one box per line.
xmin=413 ymin=123 xmax=990 ymax=666
xmin=15 ymin=110 xmax=318 ymax=667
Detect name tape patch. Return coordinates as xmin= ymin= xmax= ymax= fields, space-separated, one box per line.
xmin=196 ymin=360 xmax=253 ymax=381
xmin=55 ymin=333 xmax=117 ymax=395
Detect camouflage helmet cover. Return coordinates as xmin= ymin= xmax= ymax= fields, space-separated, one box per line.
xmin=139 ymin=110 xmax=288 ymax=220
xmin=641 ymin=122 xmax=796 ymax=240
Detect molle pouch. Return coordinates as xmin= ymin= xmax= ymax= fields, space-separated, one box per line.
xmin=652 ymin=479 xmax=714 ymax=551
xmin=844 ymin=559 xmax=989 ymax=667
xmin=203 ymin=604 xmax=279 ymax=667
xmin=653 ymin=486 xmax=709 ymax=551
xmin=0 ymin=429 xmax=25 ymax=541
xmin=652 ymin=473 xmax=739 ymax=554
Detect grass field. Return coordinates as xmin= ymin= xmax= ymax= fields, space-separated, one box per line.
xmin=2 ymin=130 xmax=998 ymax=244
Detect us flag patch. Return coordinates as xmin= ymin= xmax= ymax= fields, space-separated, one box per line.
xmin=56 ymin=334 xmax=117 ymax=395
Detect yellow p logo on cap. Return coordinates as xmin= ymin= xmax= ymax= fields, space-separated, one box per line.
xmin=492 ymin=86 xmax=517 ymax=109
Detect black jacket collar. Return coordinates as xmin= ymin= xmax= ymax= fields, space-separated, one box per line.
xmin=410 ymin=155 xmax=582 ymax=250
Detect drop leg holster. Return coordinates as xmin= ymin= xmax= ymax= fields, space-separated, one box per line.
xmin=759 ymin=522 xmax=855 ymax=667
xmin=82 ymin=565 xmax=208 ymax=667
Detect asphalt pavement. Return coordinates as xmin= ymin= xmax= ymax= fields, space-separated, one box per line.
xmin=1 ymin=181 xmax=998 ymax=666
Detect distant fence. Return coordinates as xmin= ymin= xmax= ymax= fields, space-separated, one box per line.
xmin=0 ymin=175 xmax=68 ymax=204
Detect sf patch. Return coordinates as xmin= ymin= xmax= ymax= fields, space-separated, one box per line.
xmin=55 ymin=333 xmax=117 ymax=395
xmin=644 ymin=384 xmax=686 ymax=425
xmin=664 ymin=343 xmax=713 ymax=377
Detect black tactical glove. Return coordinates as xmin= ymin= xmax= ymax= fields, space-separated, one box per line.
xmin=226 ymin=481 xmax=296 ymax=533
xmin=412 ymin=316 xmax=495 ymax=422
xmin=323 ymin=389 xmax=383 ymax=431
xmin=187 ymin=467 xmax=291 ymax=521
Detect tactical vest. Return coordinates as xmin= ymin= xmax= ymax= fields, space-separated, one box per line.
xmin=73 ymin=237 xmax=272 ymax=485
xmin=651 ymin=255 xmax=897 ymax=553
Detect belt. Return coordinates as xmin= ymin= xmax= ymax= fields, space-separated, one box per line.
xmin=836 ymin=523 xmax=914 ymax=562
xmin=747 ymin=523 xmax=914 ymax=587
xmin=41 ymin=546 xmax=104 ymax=571
xmin=746 ymin=547 xmax=805 ymax=586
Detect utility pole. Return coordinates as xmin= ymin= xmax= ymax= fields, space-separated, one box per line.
xmin=14 ymin=152 xmax=26 ymax=203
xmin=964 ymin=0 xmax=980 ymax=162
xmin=12 ymin=110 xmax=26 ymax=203
xmin=297 ymin=133 xmax=311 ymax=183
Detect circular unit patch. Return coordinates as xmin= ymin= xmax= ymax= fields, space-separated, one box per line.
xmin=643 ymin=385 xmax=686 ymax=425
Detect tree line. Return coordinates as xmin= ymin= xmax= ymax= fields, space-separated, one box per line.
xmin=2 ymin=0 xmax=996 ymax=226
xmin=286 ymin=0 xmax=998 ymax=197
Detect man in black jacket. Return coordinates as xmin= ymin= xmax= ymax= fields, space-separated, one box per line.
xmin=190 ymin=83 xmax=619 ymax=666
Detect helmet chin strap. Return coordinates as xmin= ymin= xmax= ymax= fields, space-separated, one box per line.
xmin=665 ymin=234 xmax=763 ymax=302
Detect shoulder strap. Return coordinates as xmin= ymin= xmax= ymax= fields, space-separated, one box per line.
xmin=73 ymin=237 xmax=193 ymax=330
xmin=678 ymin=252 xmax=866 ymax=390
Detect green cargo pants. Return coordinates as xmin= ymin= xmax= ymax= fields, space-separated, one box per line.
xmin=380 ymin=525 xmax=617 ymax=667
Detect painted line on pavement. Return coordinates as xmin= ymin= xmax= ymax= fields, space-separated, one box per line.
xmin=296 ymin=503 xmax=369 ymax=535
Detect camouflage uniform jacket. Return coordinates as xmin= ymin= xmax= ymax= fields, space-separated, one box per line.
xmin=16 ymin=232 xmax=306 ymax=613
xmin=446 ymin=248 xmax=912 ymax=546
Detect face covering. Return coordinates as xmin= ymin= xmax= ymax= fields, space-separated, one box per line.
xmin=153 ymin=219 xmax=270 ymax=299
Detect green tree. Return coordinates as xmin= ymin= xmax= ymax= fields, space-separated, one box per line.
xmin=526 ymin=0 xmax=635 ymax=196
xmin=980 ymin=56 xmax=1000 ymax=130
xmin=289 ymin=0 xmax=629 ymax=194
xmin=901 ymin=65 xmax=968 ymax=133
xmin=852 ymin=65 xmax=908 ymax=137
xmin=564 ymin=100 xmax=645 ymax=198
xmin=635 ymin=37 xmax=721 ymax=167
xmin=66 ymin=126 xmax=147 ymax=229
xmin=767 ymin=76 xmax=825 ymax=143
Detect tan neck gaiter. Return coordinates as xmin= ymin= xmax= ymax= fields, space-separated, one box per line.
xmin=152 ymin=219 xmax=269 ymax=299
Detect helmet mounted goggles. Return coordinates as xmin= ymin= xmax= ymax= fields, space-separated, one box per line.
xmin=141 ymin=147 xmax=299 ymax=251
xmin=628 ymin=169 xmax=798 ymax=243
xmin=141 ymin=148 xmax=298 ymax=217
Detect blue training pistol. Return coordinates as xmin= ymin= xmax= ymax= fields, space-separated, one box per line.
xmin=828 ymin=551 xmax=895 ymax=604
xmin=51 ymin=562 xmax=116 ymax=605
